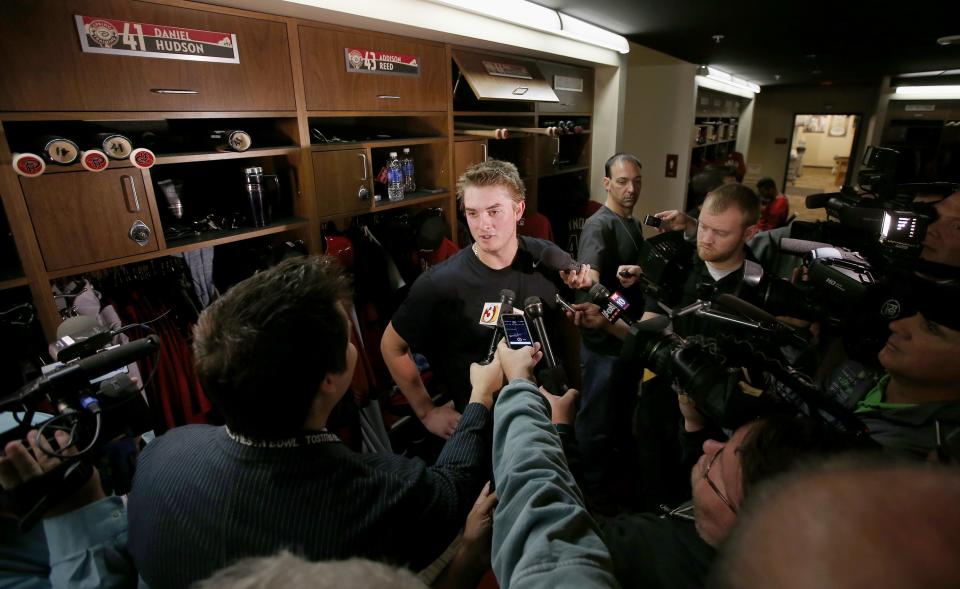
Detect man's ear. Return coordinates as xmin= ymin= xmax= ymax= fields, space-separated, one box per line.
xmin=744 ymin=223 xmax=760 ymax=242
xmin=515 ymin=200 xmax=526 ymax=221
xmin=602 ymin=176 xmax=611 ymax=192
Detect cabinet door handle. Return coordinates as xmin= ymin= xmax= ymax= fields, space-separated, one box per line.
xmin=377 ymin=95 xmax=401 ymax=100
xmin=121 ymin=175 xmax=141 ymax=212
xmin=359 ymin=153 xmax=368 ymax=180
xmin=482 ymin=143 xmax=488 ymax=162
xmin=151 ymin=88 xmax=199 ymax=95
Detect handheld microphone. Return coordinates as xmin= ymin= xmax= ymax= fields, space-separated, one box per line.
xmin=539 ymin=244 xmax=582 ymax=273
xmin=1 ymin=335 xmax=161 ymax=411
xmin=483 ymin=289 xmax=516 ymax=364
xmin=523 ymin=296 xmax=568 ymax=394
xmin=587 ymin=283 xmax=635 ymax=326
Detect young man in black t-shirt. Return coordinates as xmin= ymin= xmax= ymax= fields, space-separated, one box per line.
xmin=382 ymin=159 xmax=587 ymax=439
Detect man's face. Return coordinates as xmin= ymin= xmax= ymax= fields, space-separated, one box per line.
xmin=697 ymin=201 xmax=757 ymax=266
xmin=691 ymin=423 xmax=752 ymax=546
xmin=921 ymin=192 xmax=960 ymax=267
xmin=464 ymin=184 xmax=523 ymax=256
xmin=602 ymin=159 xmax=642 ymax=213
xmin=878 ymin=313 xmax=960 ymax=389
xmin=757 ymin=185 xmax=776 ymax=204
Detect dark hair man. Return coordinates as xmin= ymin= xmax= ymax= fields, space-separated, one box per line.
xmin=573 ymin=153 xmax=645 ymax=499
xmin=381 ymin=160 xmax=585 ymax=440
xmin=755 ymin=177 xmax=789 ymax=231
xmin=127 ymin=256 xmax=496 ymax=589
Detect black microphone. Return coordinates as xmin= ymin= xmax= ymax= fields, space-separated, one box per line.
xmin=483 ymin=289 xmax=516 ymax=364
xmin=587 ymin=283 xmax=636 ymax=326
xmin=524 ymin=296 xmax=568 ymax=394
xmin=804 ymin=192 xmax=838 ymax=209
xmin=780 ymin=237 xmax=834 ymax=255
xmin=539 ymin=244 xmax=581 ymax=273
xmin=523 ymin=296 xmax=556 ymax=368
xmin=1 ymin=335 xmax=161 ymax=410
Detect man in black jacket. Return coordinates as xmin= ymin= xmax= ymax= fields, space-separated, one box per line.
xmin=128 ymin=256 xmax=497 ymax=589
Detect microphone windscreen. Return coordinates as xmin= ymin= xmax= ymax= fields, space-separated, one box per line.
xmin=804 ymin=192 xmax=837 ymax=209
xmin=636 ymin=314 xmax=670 ymax=333
xmin=540 ymin=245 xmax=578 ymax=272
xmin=780 ymin=237 xmax=834 ymax=255
xmin=715 ymin=294 xmax=777 ymax=325
xmin=587 ymin=282 xmax=609 ymax=303
xmin=56 ymin=315 xmax=101 ymax=339
xmin=523 ymin=296 xmax=544 ymax=318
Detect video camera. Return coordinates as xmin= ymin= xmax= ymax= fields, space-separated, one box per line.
xmin=0 ymin=333 xmax=159 ymax=529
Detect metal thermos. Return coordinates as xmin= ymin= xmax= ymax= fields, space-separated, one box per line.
xmin=243 ymin=166 xmax=277 ymax=227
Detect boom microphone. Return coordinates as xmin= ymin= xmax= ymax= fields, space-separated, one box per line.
xmin=540 ymin=244 xmax=581 ymax=273
xmin=483 ymin=289 xmax=516 ymax=364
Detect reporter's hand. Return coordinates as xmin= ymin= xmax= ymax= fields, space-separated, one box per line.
xmin=539 ymin=386 xmax=579 ymax=425
xmin=462 ymin=482 xmax=498 ymax=570
xmin=469 ymin=359 xmax=505 ymax=410
xmin=496 ymin=340 xmax=543 ymax=382
xmin=569 ymin=302 xmax=609 ymax=330
xmin=655 ymin=210 xmax=694 ymax=234
xmin=421 ymin=401 xmax=462 ymax=439
xmin=677 ymin=393 xmax=706 ymax=433
xmin=0 ymin=430 xmax=105 ymax=517
xmin=560 ymin=263 xmax=592 ymax=290
xmin=617 ymin=265 xmax=642 ymax=288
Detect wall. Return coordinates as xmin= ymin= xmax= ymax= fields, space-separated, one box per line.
xmin=790 ymin=115 xmax=858 ymax=168
xmin=591 ymin=58 xmax=628 ymax=199
xmin=619 ymin=42 xmax=697 ymax=234
xmin=746 ymin=84 xmax=880 ymax=188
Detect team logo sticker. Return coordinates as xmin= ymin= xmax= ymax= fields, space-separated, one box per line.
xmin=479 ymin=302 xmax=502 ymax=326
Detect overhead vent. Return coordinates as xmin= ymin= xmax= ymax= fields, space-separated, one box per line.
xmin=452 ymin=49 xmax=559 ymax=103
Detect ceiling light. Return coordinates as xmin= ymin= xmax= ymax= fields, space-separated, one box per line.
xmin=696 ymin=65 xmax=761 ymax=97
xmin=892 ymin=85 xmax=960 ymax=99
xmin=428 ymin=0 xmax=629 ymax=53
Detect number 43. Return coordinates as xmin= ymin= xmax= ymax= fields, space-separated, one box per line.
xmin=122 ymin=23 xmax=146 ymax=51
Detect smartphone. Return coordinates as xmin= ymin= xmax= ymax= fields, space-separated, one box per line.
xmin=499 ymin=314 xmax=535 ymax=349
xmin=643 ymin=214 xmax=662 ymax=228
xmin=555 ymin=293 xmax=576 ymax=314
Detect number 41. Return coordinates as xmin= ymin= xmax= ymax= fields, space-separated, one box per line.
xmin=122 ymin=23 xmax=146 ymax=51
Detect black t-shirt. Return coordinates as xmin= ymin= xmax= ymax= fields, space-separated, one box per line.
xmin=576 ymin=206 xmax=647 ymax=354
xmin=390 ymin=237 xmax=565 ymax=409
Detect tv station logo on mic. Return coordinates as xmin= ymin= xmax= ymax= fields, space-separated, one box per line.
xmin=479 ymin=302 xmax=503 ymax=326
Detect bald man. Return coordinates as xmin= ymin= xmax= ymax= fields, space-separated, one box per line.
xmin=712 ymin=461 xmax=960 ymax=589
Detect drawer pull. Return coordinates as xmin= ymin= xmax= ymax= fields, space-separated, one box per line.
xmin=377 ymin=95 xmax=401 ymax=100
xmin=151 ymin=88 xmax=199 ymax=95
xmin=121 ymin=175 xmax=141 ymax=212
xmin=359 ymin=153 xmax=369 ymax=180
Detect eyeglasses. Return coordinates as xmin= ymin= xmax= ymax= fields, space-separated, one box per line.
xmin=704 ymin=446 xmax=738 ymax=515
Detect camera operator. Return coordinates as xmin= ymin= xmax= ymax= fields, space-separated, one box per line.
xmin=127 ymin=256 xmax=496 ymax=589
xmin=381 ymin=159 xmax=586 ymax=440
xmin=920 ymin=189 xmax=960 ymax=267
xmin=1 ymin=429 xmax=134 ymax=588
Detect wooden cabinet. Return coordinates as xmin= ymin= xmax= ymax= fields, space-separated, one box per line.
xmin=21 ymin=169 xmax=159 ymax=271
xmin=454 ymin=139 xmax=486 ymax=181
xmin=299 ymin=25 xmax=446 ymax=112
xmin=0 ymin=0 xmax=296 ymax=112
xmin=313 ymin=148 xmax=373 ymax=217
xmin=536 ymin=61 xmax=594 ymax=114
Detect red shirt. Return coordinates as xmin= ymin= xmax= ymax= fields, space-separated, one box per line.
xmin=758 ymin=195 xmax=789 ymax=231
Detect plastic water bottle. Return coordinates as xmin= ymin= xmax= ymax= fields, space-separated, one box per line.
xmin=387 ymin=152 xmax=404 ymax=201
xmin=401 ymin=147 xmax=416 ymax=193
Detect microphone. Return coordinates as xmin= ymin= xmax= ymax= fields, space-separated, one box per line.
xmin=523 ymin=296 xmax=567 ymax=394
xmin=1 ymin=335 xmax=161 ymax=410
xmin=804 ymin=192 xmax=838 ymax=209
xmin=483 ymin=289 xmax=516 ymax=364
xmin=780 ymin=237 xmax=834 ymax=255
xmin=539 ymin=244 xmax=581 ymax=273
xmin=523 ymin=296 xmax=556 ymax=368
xmin=587 ymin=283 xmax=635 ymax=326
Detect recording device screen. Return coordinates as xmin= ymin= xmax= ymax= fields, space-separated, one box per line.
xmin=880 ymin=210 xmax=924 ymax=251
xmin=643 ymin=214 xmax=662 ymax=228
xmin=500 ymin=314 xmax=534 ymax=349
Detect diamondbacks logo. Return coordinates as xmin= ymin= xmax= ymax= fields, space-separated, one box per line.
xmin=880 ymin=299 xmax=902 ymax=319
xmin=86 ymin=20 xmax=119 ymax=49
xmin=347 ymin=50 xmax=364 ymax=71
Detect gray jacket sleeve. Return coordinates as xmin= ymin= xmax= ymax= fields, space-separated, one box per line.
xmin=491 ymin=379 xmax=619 ymax=589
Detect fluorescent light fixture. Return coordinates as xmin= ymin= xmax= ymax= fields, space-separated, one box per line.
xmin=892 ymin=85 xmax=960 ymax=99
xmin=696 ymin=65 xmax=760 ymax=97
xmin=428 ymin=0 xmax=629 ymax=54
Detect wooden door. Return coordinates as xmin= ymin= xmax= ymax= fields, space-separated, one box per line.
xmin=312 ymin=149 xmax=373 ymax=217
xmin=0 ymin=0 xmax=295 ymax=112
xmin=22 ymin=170 xmax=159 ymax=271
xmin=300 ymin=26 xmax=446 ymax=111
xmin=454 ymin=140 xmax=486 ymax=182
xmin=536 ymin=61 xmax=594 ymax=114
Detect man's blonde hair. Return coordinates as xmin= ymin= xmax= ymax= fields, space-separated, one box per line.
xmin=456 ymin=159 xmax=525 ymax=206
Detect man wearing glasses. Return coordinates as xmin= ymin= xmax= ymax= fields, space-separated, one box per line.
xmin=595 ymin=414 xmax=856 ymax=589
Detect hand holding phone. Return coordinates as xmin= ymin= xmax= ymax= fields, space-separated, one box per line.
xmin=643 ymin=214 xmax=662 ymax=228
xmin=555 ymin=293 xmax=576 ymax=314
xmin=499 ymin=314 xmax=535 ymax=350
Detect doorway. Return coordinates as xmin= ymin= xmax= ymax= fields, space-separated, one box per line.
xmin=783 ymin=113 xmax=861 ymax=221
